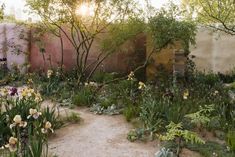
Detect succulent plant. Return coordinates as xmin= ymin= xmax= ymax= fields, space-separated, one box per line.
xmin=155 ymin=147 xmax=175 ymax=157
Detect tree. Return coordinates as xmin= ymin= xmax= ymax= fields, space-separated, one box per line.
xmin=26 ymin=0 xmax=143 ymax=82
xmin=148 ymin=3 xmax=196 ymax=54
xmin=184 ymin=0 xmax=235 ymax=35
xmin=101 ymin=2 xmax=197 ymax=85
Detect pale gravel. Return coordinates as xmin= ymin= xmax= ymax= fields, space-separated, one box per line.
xmin=48 ymin=107 xmax=157 ymax=157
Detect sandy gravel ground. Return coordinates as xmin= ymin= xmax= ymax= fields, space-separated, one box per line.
xmin=49 ymin=108 xmax=157 ymax=157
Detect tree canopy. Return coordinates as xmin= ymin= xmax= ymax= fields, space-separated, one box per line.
xmin=26 ymin=0 xmax=144 ymax=82
xmin=184 ymin=0 xmax=235 ymax=35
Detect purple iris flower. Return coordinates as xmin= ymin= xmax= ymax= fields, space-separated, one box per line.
xmin=10 ymin=87 xmax=18 ymax=96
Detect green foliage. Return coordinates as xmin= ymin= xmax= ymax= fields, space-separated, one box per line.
xmin=72 ymin=86 xmax=96 ymax=106
xmin=186 ymin=141 xmax=235 ymax=157
xmin=91 ymin=72 xmax=116 ymax=83
xmin=227 ymin=130 xmax=235 ymax=151
xmin=90 ymin=79 xmax=140 ymax=116
xmin=64 ymin=112 xmax=81 ymax=124
xmin=101 ymin=18 xmax=145 ymax=53
xmin=149 ymin=3 xmax=196 ymax=53
xmin=127 ymin=128 xmax=146 ymax=142
xmin=139 ymin=96 xmax=165 ymax=133
xmin=0 ymin=87 xmax=58 ymax=157
xmin=42 ymin=106 xmax=63 ymax=130
xmin=123 ymin=104 xmax=140 ymax=122
xmin=127 ymin=130 xmax=139 ymax=142
xmin=185 ymin=104 xmax=215 ymax=126
xmin=159 ymin=122 xmax=205 ymax=145
xmin=185 ymin=0 xmax=235 ymax=35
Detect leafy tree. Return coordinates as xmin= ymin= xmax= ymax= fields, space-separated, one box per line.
xmin=149 ymin=8 xmax=196 ymax=54
xmin=100 ymin=2 xmax=197 ymax=84
xmin=144 ymin=2 xmax=196 ymax=74
xmin=26 ymin=0 xmax=143 ymax=82
xmin=184 ymin=0 xmax=235 ymax=35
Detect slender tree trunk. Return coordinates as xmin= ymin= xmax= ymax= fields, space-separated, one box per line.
xmin=59 ymin=30 xmax=64 ymax=73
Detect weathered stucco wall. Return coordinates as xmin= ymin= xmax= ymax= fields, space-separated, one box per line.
xmin=191 ymin=28 xmax=235 ymax=73
xmin=146 ymin=38 xmax=182 ymax=80
xmin=147 ymin=27 xmax=235 ymax=79
xmin=29 ymin=29 xmax=146 ymax=74
xmin=0 ymin=23 xmax=29 ymax=73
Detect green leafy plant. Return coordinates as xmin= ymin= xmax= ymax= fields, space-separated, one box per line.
xmin=91 ymin=72 xmax=116 ymax=83
xmin=0 ymin=87 xmax=58 ymax=157
xmin=42 ymin=106 xmax=63 ymax=130
xmin=127 ymin=128 xmax=146 ymax=142
xmin=72 ymin=86 xmax=96 ymax=107
xmin=149 ymin=3 xmax=196 ymax=54
xmin=139 ymin=96 xmax=166 ymax=134
xmin=185 ymin=104 xmax=215 ymax=129
xmin=123 ymin=104 xmax=140 ymax=122
xmin=159 ymin=122 xmax=205 ymax=157
xmin=186 ymin=141 xmax=235 ymax=157
xmin=227 ymin=130 xmax=235 ymax=152
xmin=64 ymin=112 xmax=81 ymax=124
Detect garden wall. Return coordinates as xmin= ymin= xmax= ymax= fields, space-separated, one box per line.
xmin=0 ymin=23 xmax=29 ymax=73
xmin=0 ymin=23 xmax=146 ymax=74
xmin=147 ymin=27 xmax=235 ymax=79
xmin=1 ymin=23 xmax=235 ymax=75
xmin=29 ymin=30 xmax=146 ymax=74
xmin=190 ymin=28 xmax=235 ymax=73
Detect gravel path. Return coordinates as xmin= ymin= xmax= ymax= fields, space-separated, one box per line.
xmin=49 ymin=108 xmax=157 ymax=157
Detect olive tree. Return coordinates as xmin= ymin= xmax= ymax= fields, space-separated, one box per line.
xmin=26 ymin=0 xmax=143 ymax=82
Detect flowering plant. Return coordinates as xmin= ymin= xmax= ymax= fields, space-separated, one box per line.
xmin=0 ymin=86 xmax=55 ymax=156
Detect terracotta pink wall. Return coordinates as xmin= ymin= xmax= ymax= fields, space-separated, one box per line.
xmin=29 ymin=30 xmax=146 ymax=74
xmin=30 ymin=30 xmax=77 ymax=72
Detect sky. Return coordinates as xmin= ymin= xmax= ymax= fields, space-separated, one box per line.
xmin=0 ymin=0 xmax=181 ymax=21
